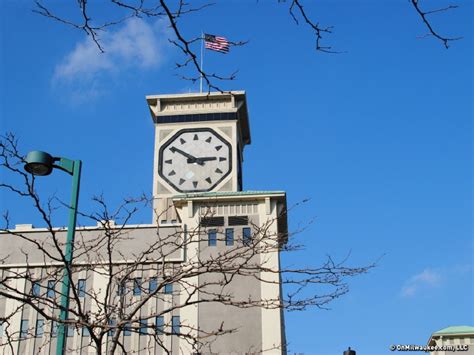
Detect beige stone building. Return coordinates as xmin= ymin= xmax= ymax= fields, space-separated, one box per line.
xmin=427 ymin=326 xmax=474 ymax=355
xmin=0 ymin=91 xmax=288 ymax=354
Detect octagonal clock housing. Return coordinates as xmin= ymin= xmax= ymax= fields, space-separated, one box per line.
xmin=158 ymin=128 xmax=232 ymax=193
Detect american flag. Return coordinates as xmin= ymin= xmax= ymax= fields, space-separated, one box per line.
xmin=204 ymin=34 xmax=230 ymax=54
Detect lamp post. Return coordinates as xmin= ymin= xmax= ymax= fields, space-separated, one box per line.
xmin=24 ymin=150 xmax=82 ymax=355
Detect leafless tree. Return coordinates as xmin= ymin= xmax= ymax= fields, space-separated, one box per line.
xmin=0 ymin=133 xmax=375 ymax=353
xmin=30 ymin=0 xmax=462 ymax=91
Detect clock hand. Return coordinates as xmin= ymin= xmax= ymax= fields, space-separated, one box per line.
xmin=187 ymin=157 xmax=217 ymax=164
xmin=170 ymin=147 xmax=201 ymax=164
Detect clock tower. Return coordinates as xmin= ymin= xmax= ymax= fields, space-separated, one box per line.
xmin=146 ymin=91 xmax=251 ymax=224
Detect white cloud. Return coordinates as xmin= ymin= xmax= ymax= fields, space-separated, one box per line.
xmin=401 ymin=268 xmax=442 ymax=298
xmin=53 ymin=18 xmax=170 ymax=100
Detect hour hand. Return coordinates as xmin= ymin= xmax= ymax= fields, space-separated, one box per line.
xmin=195 ymin=157 xmax=217 ymax=164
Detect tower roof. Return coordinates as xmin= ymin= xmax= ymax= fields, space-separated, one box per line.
xmin=146 ymin=91 xmax=251 ymax=145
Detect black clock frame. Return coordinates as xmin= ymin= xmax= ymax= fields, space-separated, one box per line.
xmin=158 ymin=127 xmax=233 ymax=193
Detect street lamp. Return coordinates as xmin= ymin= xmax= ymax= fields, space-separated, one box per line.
xmin=24 ymin=150 xmax=82 ymax=355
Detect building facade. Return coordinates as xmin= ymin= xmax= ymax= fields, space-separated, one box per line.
xmin=427 ymin=326 xmax=474 ymax=355
xmin=0 ymin=91 xmax=288 ymax=354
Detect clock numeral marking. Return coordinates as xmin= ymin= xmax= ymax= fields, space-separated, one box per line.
xmin=215 ymin=168 xmax=223 ymax=174
xmin=179 ymin=178 xmax=185 ymax=185
xmin=205 ymin=177 xmax=212 ymax=184
xmin=193 ymin=134 xmax=199 ymax=140
xmin=205 ymin=137 xmax=212 ymax=143
xmin=193 ymin=181 xmax=198 ymax=188
xmin=165 ymin=159 xmax=172 ymax=164
xmin=180 ymin=138 xmax=186 ymax=144
xmin=169 ymin=170 xmax=176 ymax=176
xmin=215 ymin=145 xmax=222 ymax=151
xmin=219 ymin=157 xmax=226 ymax=162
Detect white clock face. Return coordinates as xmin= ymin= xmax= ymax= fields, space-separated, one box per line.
xmin=158 ymin=128 xmax=232 ymax=192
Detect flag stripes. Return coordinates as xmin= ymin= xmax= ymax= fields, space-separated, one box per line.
xmin=204 ymin=33 xmax=230 ymax=54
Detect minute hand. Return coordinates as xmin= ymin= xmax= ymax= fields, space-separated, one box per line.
xmin=170 ymin=147 xmax=200 ymax=163
xmin=194 ymin=157 xmax=217 ymax=164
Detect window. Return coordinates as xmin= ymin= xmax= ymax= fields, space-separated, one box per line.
xmin=164 ymin=283 xmax=173 ymax=294
xmin=107 ymin=319 xmax=116 ymax=337
xmin=155 ymin=316 xmax=164 ymax=335
xmin=51 ymin=321 xmax=58 ymax=337
xmin=200 ymin=216 xmax=224 ymax=227
xmin=118 ymin=281 xmax=127 ymax=296
xmin=0 ymin=321 xmax=3 ymax=337
xmin=225 ymin=228 xmax=234 ymax=246
xmin=139 ymin=320 xmax=147 ymax=335
xmin=31 ymin=281 xmax=41 ymax=297
xmin=35 ymin=319 xmax=44 ymax=338
xmin=20 ymin=319 xmax=28 ymax=339
xmin=123 ymin=323 xmax=131 ymax=336
xmin=243 ymin=227 xmax=252 ymax=246
xmin=66 ymin=324 xmax=74 ymax=337
xmin=149 ymin=278 xmax=157 ymax=293
xmin=171 ymin=316 xmax=180 ymax=335
xmin=47 ymin=280 xmax=55 ymax=298
xmin=208 ymin=229 xmax=217 ymax=246
xmin=77 ymin=279 xmax=86 ymax=298
xmin=82 ymin=326 xmax=90 ymax=337
xmin=133 ymin=278 xmax=142 ymax=296
xmin=228 ymin=215 xmax=249 ymax=226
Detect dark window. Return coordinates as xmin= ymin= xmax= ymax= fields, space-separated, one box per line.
xmin=47 ymin=280 xmax=55 ymax=298
xmin=31 ymin=281 xmax=40 ymax=297
xmin=156 ymin=316 xmax=164 ymax=334
xmin=171 ymin=316 xmax=180 ymax=335
xmin=200 ymin=217 xmax=224 ymax=227
xmin=149 ymin=278 xmax=157 ymax=293
xmin=66 ymin=324 xmax=74 ymax=337
xmin=35 ymin=319 xmax=44 ymax=338
xmin=78 ymin=279 xmax=86 ymax=298
xmin=139 ymin=320 xmax=147 ymax=335
xmin=107 ymin=319 xmax=116 ymax=337
xmin=133 ymin=278 xmax=142 ymax=296
xmin=118 ymin=281 xmax=127 ymax=296
xmin=164 ymin=283 xmax=173 ymax=294
xmin=82 ymin=326 xmax=90 ymax=337
xmin=51 ymin=321 xmax=58 ymax=337
xmin=208 ymin=229 xmax=217 ymax=246
xmin=228 ymin=216 xmax=249 ymax=226
xmin=20 ymin=319 xmax=28 ymax=339
xmin=243 ymin=227 xmax=252 ymax=246
xmin=225 ymin=228 xmax=234 ymax=246
xmin=124 ymin=323 xmax=131 ymax=336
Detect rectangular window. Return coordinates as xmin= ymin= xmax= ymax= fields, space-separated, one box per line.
xmin=0 ymin=321 xmax=3 ymax=337
xmin=225 ymin=228 xmax=234 ymax=246
xmin=82 ymin=326 xmax=90 ymax=337
xmin=31 ymin=281 xmax=41 ymax=297
xmin=149 ymin=278 xmax=157 ymax=293
xmin=35 ymin=319 xmax=44 ymax=338
xmin=133 ymin=278 xmax=142 ymax=296
xmin=47 ymin=280 xmax=55 ymax=298
xmin=164 ymin=283 xmax=173 ymax=294
xmin=200 ymin=216 xmax=224 ymax=227
xmin=51 ymin=321 xmax=58 ymax=337
xmin=139 ymin=320 xmax=147 ymax=335
xmin=118 ymin=281 xmax=127 ymax=296
xmin=171 ymin=316 xmax=180 ymax=335
xmin=228 ymin=215 xmax=249 ymax=226
xmin=208 ymin=229 xmax=217 ymax=246
xmin=243 ymin=227 xmax=252 ymax=246
xmin=78 ymin=279 xmax=86 ymax=298
xmin=155 ymin=316 xmax=164 ymax=335
xmin=107 ymin=319 xmax=116 ymax=337
xmin=67 ymin=324 xmax=74 ymax=337
xmin=20 ymin=319 xmax=28 ymax=339
xmin=123 ymin=323 xmax=131 ymax=336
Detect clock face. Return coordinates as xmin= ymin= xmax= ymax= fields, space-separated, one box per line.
xmin=158 ymin=128 xmax=232 ymax=193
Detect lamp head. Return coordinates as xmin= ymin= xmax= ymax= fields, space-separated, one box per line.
xmin=24 ymin=151 xmax=54 ymax=176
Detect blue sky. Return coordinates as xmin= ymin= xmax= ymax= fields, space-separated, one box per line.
xmin=0 ymin=1 xmax=472 ymax=354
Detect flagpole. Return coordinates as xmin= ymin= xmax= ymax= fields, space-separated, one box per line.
xmin=200 ymin=31 xmax=204 ymax=93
